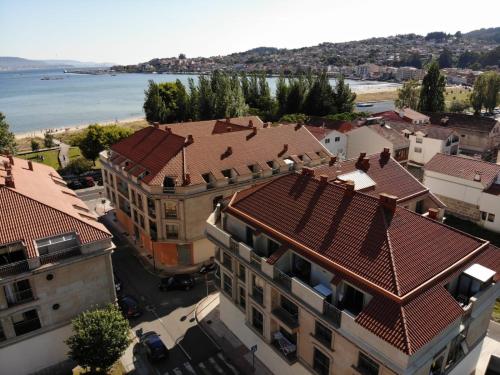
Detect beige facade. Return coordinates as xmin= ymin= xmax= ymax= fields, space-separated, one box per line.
xmin=0 ymin=238 xmax=115 ymax=375
xmin=208 ymin=207 xmax=499 ymax=375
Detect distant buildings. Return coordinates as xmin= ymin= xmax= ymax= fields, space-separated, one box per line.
xmin=395 ymin=66 xmax=425 ymax=82
xmin=100 ymin=117 xmax=331 ymax=271
xmin=207 ymin=170 xmax=499 ymax=375
xmin=424 ymin=154 xmax=500 ymax=233
xmin=0 ymin=156 xmax=115 ymax=375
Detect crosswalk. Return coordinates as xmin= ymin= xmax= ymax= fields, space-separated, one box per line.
xmin=164 ymin=352 xmax=239 ymax=375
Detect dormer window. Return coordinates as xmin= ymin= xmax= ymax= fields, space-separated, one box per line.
xmin=163 ymin=177 xmax=175 ymax=193
xmin=221 ymin=169 xmax=236 ymax=184
xmin=267 ymin=161 xmax=279 ymax=175
xmin=248 ymin=165 xmax=260 ymax=179
xmin=202 ymin=172 xmax=215 ymax=189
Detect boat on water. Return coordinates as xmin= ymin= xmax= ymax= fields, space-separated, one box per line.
xmin=356 ymin=102 xmax=374 ymax=108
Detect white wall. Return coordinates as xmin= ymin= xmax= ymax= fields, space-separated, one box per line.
xmin=0 ymin=324 xmax=72 ymax=375
xmin=346 ymin=127 xmax=392 ymax=159
xmin=478 ymin=191 xmax=500 ymax=232
xmin=409 ymin=136 xmax=444 ymax=165
xmin=423 ymin=171 xmax=483 ymax=205
xmin=321 ymin=130 xmax=347 ymax=160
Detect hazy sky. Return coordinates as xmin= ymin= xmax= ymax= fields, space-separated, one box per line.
xmin=1 ymin=0 xmax=498 ymax=65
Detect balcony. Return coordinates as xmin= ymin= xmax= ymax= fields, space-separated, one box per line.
xmin=272 ymin=307 xmax=299 ymax=329
xmin=7 ymin=289 xmax=34 ymax=307
xmin=250 ymin=251 xmax=262 ymax=271
xmin=323 ymin=301 xmax=342 ymax=328
xmin=40 ymin=247 xmax=81 ymax=265
xmin=206 ymin=214 xmax=231 ymax=248
xmin=13 ymin=317 xmax=41 ymax=336
xmin=274 ymin=269 xmax=292 ymax=291
xmin=0 ymin=260 xmax=29 ymax=278
xmin=229 ymin=238 xmax=239 ymax=254
xmin=271 ymin=332 xmax=297 ymax=364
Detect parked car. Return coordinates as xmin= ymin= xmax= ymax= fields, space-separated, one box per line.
xmin=67 ymin=180 xmax=83 ymax=190
xmin=139 ymin=331 xmax=168 ymax=361
xmin=118 ymin=295 xmax=142 ymax=318
xmin=158 ymin=274 xmax=195 ymax=291
xmin=80 ymin=176 xmax=95 ymax=188
xmin=114 ymin=272 xmax=123 ymax=295
xmin=81 ymin=170 xmax=103 ymax=185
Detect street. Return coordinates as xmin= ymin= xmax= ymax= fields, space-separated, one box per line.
xmin=106 ymin=219 xmax=238 ymax=375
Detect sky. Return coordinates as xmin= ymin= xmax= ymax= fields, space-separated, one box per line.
xmin=1 ymin=0 xmax=499 ymax=65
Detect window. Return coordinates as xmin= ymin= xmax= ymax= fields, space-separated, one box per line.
xmin=166 ymin=224 xmax=178 ymax=239
xmin=222 ymin=252 xmax=233 ymax=271
xmin=416 ymin=137 xmax=423 ymax=143
xmin=357 ymin=352 xmax=379 ymax=375
xmin=314 ymin=321 xmax=332 ymax=348
xmin=313 ymin=348 xmax=330 ymax=375
xmin=335 ymin=136 xmax=340 ymax=142
xmin=481 ymin=211 xmax=488 ymax=221
xmin=238 ymin=263 xmax=246 ymax=282
xmin=4 ymin=279 xmax=33 ymax=306
xmin=12 ymin=309 xmax=41 ymax=336
xmin=163 ymin=176 xmax=175 ymax=193
xmin=252 ymin=274 xmax=264 ymax=305
xmin=0 ymin=323 xmax=5 ymax=342
xmin=325 ymin=138 xmax=330 ymax=144
xmin=223 ymin=273 xmax=232 ymax=296
xmin=488 ymin=213 xmax=495 ymax=222
xmin=342 ymin=284 xmax=365 ymax=316
xmin=252 ymin=307 xmax=264 ymax=335
xmin=281 ymin=296 xmax=298 ymax=320
xmin=239 ymin=286 xmax=246 ymax=309
xmin=414 ymin=147 xmax=422 ymax=153
xmin=165 ymin=201 xmax=177 ymax=218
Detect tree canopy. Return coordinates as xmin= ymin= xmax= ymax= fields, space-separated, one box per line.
xmin=66 ymin=304 xmax=130 ymax=374
xmin=418 ymin=61 xmax=446 ymax=112
xmin=395 ymin=80 xmax=420 ymax=109
xmin=470 ymin=71 xmax=500 ymax=114
xmin=0 ymin=112 xmax=16 ymax=155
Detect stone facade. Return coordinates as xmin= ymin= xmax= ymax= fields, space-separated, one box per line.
xmin=436 ymin=194 xmax=481 ymax=221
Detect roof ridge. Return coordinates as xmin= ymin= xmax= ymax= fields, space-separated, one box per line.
xmin=2 ymin=186 xmax=110 ymax=239
xmin=433 ymin=152 xmax=500 ymax=167
xmin=382 ymin=208 xmax=402 ymax=296
xmin=399 ymin=302 xmax=413 ymax=354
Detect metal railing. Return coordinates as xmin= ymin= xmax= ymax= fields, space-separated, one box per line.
xmin=274 ymin=269 xmax=292 ymax=291
xmin=272 ymin=307 xmax=299 ymax=329
xmin=323 ymin=301 xmax=342 ymax=328
xmin=0 ymin=260 xmax=29 ymax=278
xmin=250 ymin=251 xmax=262 ymax=270
xmin=229 ymin=238 xmax=239 ymax=254
xmin=7 ymin=289 xmax=34 ymax=307
xmin=13 ymin=317 xmax=41 ymax=336
xmin=40 ymin=247 xmax=81 ymax=265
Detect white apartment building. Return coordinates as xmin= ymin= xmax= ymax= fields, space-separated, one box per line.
xmin=424 ymin=154 xmax=500 ymax=233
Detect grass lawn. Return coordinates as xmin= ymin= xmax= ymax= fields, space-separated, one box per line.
xmin=444 ymin=86 xmax=472 ymax=106
xmin=493 ymin=300 xmax=500 ymax=323
xmin=18 ymin=149 xmax=61 ymax=170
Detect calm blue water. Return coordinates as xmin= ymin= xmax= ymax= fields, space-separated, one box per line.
xmin=0 ymin=69 xmax=398 ymax=134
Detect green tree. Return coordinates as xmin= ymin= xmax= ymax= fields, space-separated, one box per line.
xmin=143 ymin=80 xmax=168 ymax=123
xmin=43 ymin=132 xmax=55 ymax=148
xmin=186 ymin=78 xmax=199 ymax=120
xmin=60 ymin=157 xmax=93 ymax=175
xmin=418 ymin=61 xmax=446 ymax=112
xmin=0 ymin=112 xmax=16 ymax=154
xmin=66 ymin=304 xmax=130 ymax=374
xmin=470 ymin=72 xmax=500 ymax=114
xmin=458 ymin=51 xmax=480 ymax=68
xmin=333 ymin=75 xmax=356 ymax=113
xmin=76 ymin=124 xmax=132 ymax=164
xmin=275 ymin=74 xmax=289 ymax=117
xmin=438 ymin=48 xmax=453 ymax=68
xmin=303 ymin=71 xmax=334 ymax=116
xmin=279 ymin=113 xmax=308 ymax=124
xmin=395 ymin=80 xmax=420 ymax=109
xmin=286 ymin=76 xmax=308 ymax=114
xmin=31 ymin=139 xmax=40 ymax=152
xmin=448 ymin=99 xmax=469 ymax=113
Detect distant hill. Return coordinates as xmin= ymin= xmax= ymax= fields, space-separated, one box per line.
xmin=0 ymin=57 xmax=113 ymax=71
xmin=464 ymin=27 xmax=500 ymax=43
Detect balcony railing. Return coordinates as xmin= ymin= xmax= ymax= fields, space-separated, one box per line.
xmin=250 ymin=251 xmax=262 ymax=270
xmin=13 ymin=317 xmax=41 ymax=336
xmin=274 ymin=269 xmax=292 ymax=291
xmin=229 ymin=238 xmax=239 ymax=254
xmin=0 ymin=260 xmax=29 ymax=278
xmin=323 ymin=301 xmax=342 ymax=328
xmin=272 ymin=307 xmax=299 ymax=329
xmin=40 ymin=247 xmax=81 ymax=265
xmin=271 ymin=332 xmax=297 ymax=364
xmin=7 ymin=289 xmax=34 ymax=307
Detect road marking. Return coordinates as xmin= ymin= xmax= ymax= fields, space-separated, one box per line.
xmin=217 ymin=353 xmax=239 ymax=374
xmin=172 ymin=368 xmax=183 ymax=375
xmin=197 ymin=363 xmax=211 ymax=375
xmin=183 ymin=362 xmax=197 ymax=374
xmin=208 ymin=357 xmax=225 ymax=374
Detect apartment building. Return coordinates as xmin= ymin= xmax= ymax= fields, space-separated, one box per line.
xmin=424 ymin=153 xmax=500 ymax=233
xmin=207 ymin=170 xmax=499 ymax=375
xmin=0 ymin=156 xmax=115 ymax=375
xmin=313 ymin=149 xmax=445 ymax=216
xmin=305 ymin=120 xmax=355 ymax=160
xmin=100 ymin=117 xmax=331 ymax=271
xmin=395 ymin=67 xmax=425 ymax=82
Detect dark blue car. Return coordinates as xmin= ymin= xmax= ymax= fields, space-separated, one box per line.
xmin=140 ymin=331 xmax=168 ymax=361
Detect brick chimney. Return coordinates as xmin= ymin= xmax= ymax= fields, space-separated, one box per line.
xmin=344 ymin=180 xmax=355 ymax=197
xmin=28 ymin=160 xmax=33 ymax=171
xmin=246 ymin=127 xmax=257 ymax=140
xmin=379 ymin=193 xmax=398 ymax=213
xmin=427 ymin=208 xmax=439 ymax=220
xmin=221 ymin=146 xmax=233 ymax=160
xmin=301 ymin=167 xmax=314 ymax=177
xmin=8 ymin=155 xmax=14 ymax=165
xmin=6 ymin=168 xmax=12 ymax=176
xmin=357 ymin=152 xmax=366 ymax=162
xmin=319 ymin=174 xmax=329 ymax=184
xmin=185 ymin=134 xmax=194 ymax=146
xmin=329 ymin=156 xmax=337 ymax=166
xmin=248 ymin=119 xmax=254 ymax=128
xmin=3 ymin=160 xmax=9 ymax=169
xmin=294 ymin=123 xmax=302 ymax=131
xmin=183 ymin=173 xmax=191 ymax=186
xmin=5 ymin=175 xmax=15 ymax=188
xmin=278 ymin=144 xmax=288 ymax=157
xmin=153 ymin=122 xmax=160 ymax=129
xmin=380 ymin=148 xmax=391 ymax=162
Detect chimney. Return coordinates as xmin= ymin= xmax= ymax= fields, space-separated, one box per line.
xmin=294 ymin=123 xmax=302 ymax=131
xmin=248 ymin=119 xmax=254 ymax=128
xmin=164 ymin=126 xmax=171 ymax=134
xmin=28 ymin=161 xmax=33 ymax=171
xmin=221 ymin=146 xmax=233 ymax=160
xmin=185 ymin=134 xmax=194 ymax=145
xmin=6 ymin=168 xmax=12 ymax=176
xmin=153 ymin=122 xmax=160 ymax=129
xmin=345 ymin=180 xmax=355 ymax=196
xmin=319 ymin=174 xmax=329 ymax=184
xmin=226 ymin=117 xmax=230 ymax=123
xmin=379 ymin=193 xmax=398 ymax=213
xmin=329 ymin=156 xmax=337 ymax=166
xmin=183 ymin=173 xmax=191 ymax=186
xmin=3 ymin=160 xmax=9 ymax=169
xmin=473 ymin=171 xmax=481 ymax=182
xmin=246 ymin=127 xmax=257 ymax=140
xmin=380 ymin=148 xmax=391 ymax=161
xmin=427 ymin=208 xmax=439 ymax=220
xmin=263 ymin=122 xmax=269 ymax=128
xmin=357 ymin=152 xmax=366 ymax=162
xmin=8 ymin=155 xmax=14 ymax=165
xmin=301 ymin=167 xmax=314 ymax=177
xmin=5 ymin=175 xmax=15 ymax=188
xmin=278 ymin=144 xmax=289 ymax=157
xmin=358 ymin=157 xmax=370 ymax=171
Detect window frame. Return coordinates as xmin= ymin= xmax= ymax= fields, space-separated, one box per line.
xmin=313 ymin=347 xmax=330 ymax=375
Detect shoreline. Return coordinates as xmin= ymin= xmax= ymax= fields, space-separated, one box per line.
xmin=14 ymin=116 xmax=145 ymax=140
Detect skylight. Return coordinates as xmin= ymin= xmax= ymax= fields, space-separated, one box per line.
xmin=337 ymin=170 xmax=376 ymax=190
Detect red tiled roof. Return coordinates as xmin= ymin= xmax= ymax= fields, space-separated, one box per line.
xmin=367 ymin=124 xmax=410 ymax=150
xmin=110 ymin=118 xmax=329 ymax=187
xmin=228 ymin=173 xmax=485 ymax=297
xmin=425 ymin=154 xmax=500 ymax=188
xmin=0 ymin=156 xmax=111 ymax=258
xmin=313 ymin=152 xmax=428 ymax=202
xmin=424 ymin=112 xmax=498 ymax=133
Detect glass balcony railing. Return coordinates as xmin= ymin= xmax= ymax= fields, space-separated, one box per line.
xmin=323 ymin=300 xmax=342 ymax=328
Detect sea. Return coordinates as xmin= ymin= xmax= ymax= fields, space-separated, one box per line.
xmin=0 ymin=69 xmax=399 ymax=134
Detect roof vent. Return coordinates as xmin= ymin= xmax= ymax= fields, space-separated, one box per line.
xmin=381 ymin=148 xmax=391 ymax=161
xmin=246 ymin=127 xmax=257 ymax=140
xmin=329 ymin=156 xmax=337 ymax=166
xmin=344 ymin=180 xmax=355 ymax=196
xmin=473 ymin=171 xmax=481 ymax=182
xmin=28 ymin=161 xmax=33 ymax=171
xmin=319 ymin=174 xmax=329 ymax=183
xmin=5 ymin=175 xmax=15 ymax=188
xmin=8 ymin=155 xmax=14 ymax=165
xmin=379 ymin=193 xmax=398 ymax=213
xmin=153 ymin=122 xmax=160 ymax=129
xmin=185 ymin=134 xmax=194 ymax=145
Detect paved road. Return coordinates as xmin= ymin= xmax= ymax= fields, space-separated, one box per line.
xmin=58 ymin=142 xmax=70 ymax=168
xmin=105 ymin=220 xmax=232 ymax=374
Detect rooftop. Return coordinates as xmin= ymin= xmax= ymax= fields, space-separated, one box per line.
xmin=424 ymin=112 xmax=499 ymax=133
xmin=0 ymin=156 xmax=111 ymax=258
xmin=425 ymin=153 xmax=500 ymax=188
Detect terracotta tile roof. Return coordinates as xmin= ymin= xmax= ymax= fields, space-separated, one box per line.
xmin=313 ymin=152 xmax=428 ymax=202
xmin=387 ymin=121 xmax=455 ymax=141
xmin=424 ymin=112 xmax=499 ymax=133
xmin=0 ymin=156 xmax=111 ymax=258
xmin=226 ymin=173 xmax=498 ymax=354
xmin=228 ymin=173 xmax=485 ymax=297
xmin=163 ymin=116 xmax=263 ymax=138
xmin=425 ymin=153 xmax=500 ymax=188
xmin=372 ymin=111 xmax=411 ymax=123
xmin=110 ymin=118 xmax=329 ymax=187
xmin=366 ymin=124 xmax=410 ymax=150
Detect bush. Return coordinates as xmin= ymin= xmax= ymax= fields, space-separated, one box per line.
xmin=279 ymin=113 xmax=309 ymax=124
xmin=31 ymin=139 xmax=40 ymax=151
xmin=60 ymin=157 xmax=93 ymax=175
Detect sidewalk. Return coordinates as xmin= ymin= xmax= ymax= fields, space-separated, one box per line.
xmin=195 ymin=293 xmax=274 ymax=375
